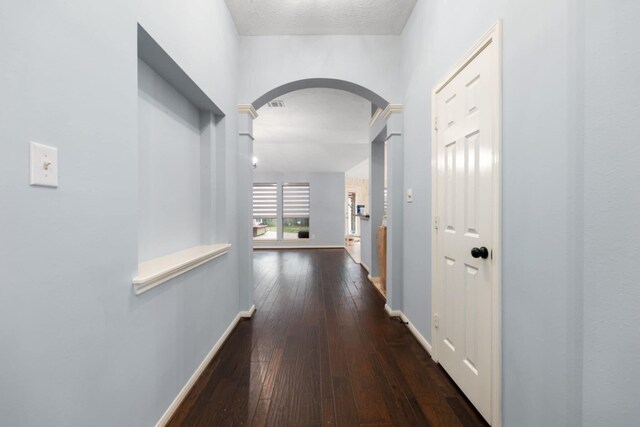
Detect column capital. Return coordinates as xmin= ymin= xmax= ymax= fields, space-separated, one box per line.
xmin=238 ymin=104 xmax=258 ymax=119
xmin=370 ymin=103 xmax=403 ymax=141
xmin=370 ymin=104 xmax=403 ymax=130
xmin=382 ymin=104 xmax=403 ymax=119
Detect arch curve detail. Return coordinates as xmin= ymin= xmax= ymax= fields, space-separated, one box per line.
xmin=252 ymin=78 xmax=390 ymax=110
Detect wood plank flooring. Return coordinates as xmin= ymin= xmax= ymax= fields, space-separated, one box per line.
xmin=168 ymin=249 xmax=488 ymax=427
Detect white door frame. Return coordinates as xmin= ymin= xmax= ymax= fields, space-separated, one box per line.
xmin=430 ymin=20 xmax=502 ymax=427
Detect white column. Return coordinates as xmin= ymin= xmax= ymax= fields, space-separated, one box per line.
xmin=384 ymin=105 xmax=404 ymax=312
xmin=238 ymin=104 xmax=258 ymax=312
xmin=368 ymin=132 xmax=385 ymax=278
xmin=370 ymin=104 xmax=404 ymax=311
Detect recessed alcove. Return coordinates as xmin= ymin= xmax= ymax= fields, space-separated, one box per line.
xmin=133 ymin=25 xmax=229 ymax=295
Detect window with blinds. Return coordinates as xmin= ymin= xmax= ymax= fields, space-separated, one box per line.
xmin=283 ymin=183 xmax=310 ymax=218
xmin=252 ymin=183 xmax=278 ymax=219
xmin=253 ymin=183 xmax=278 ymax=240
xmin=283 ymin=183 xmax=310 ymax=239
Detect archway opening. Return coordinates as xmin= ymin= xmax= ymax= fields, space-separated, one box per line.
xmin=249 ymin=78 xmax=390 ymax=303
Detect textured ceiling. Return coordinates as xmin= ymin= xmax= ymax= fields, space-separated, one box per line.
xmin=253 ymin=88 xmax=370 ymax=173
xmin=225 ymin=0 xmax=417 ymax=35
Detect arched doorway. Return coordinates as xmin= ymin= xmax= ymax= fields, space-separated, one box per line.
xmin=238 ymin=78 xmax=402 ymax=316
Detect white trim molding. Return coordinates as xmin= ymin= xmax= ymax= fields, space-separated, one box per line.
xmin=253 ymin=245 xmax=344 ymax=250
xmin=385 ymin=132 xmax=402 ymax=142
xmin=155 ymin=305 xmax=256 ymax=427
xmin=384 ymin=305 xmax=433 ymax=356
xmin=370 ymin=103 xmax=403 ymax=132
xmin=382 ymin=104 xmax=403 ymax=119
xmin=360 ymin=261 xmax=370 ymax=273
xmin=238 ymin=104 xmax=258 ymax=119
xmin=239 ymin=304 xmax=256 ymax=318
xmin=255 ymin=238 xmax=312 ymax=243
xmin=431 ymin=20 xmax=502 ymax=427
xmin=369 ymin=107 xmax=383 ymax=127
xmin=133 ymin=244 xmax=231 ymax=295
xmin=384 ymin=304 xmax=403 ymax=318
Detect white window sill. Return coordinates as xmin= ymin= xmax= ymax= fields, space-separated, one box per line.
xmin=133 ymin=244 xmax=231 ymax=295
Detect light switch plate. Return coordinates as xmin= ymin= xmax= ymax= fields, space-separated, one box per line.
xmin=407 ymin=188 xmax=413 ymax=203
xmin=30 ymin=142 xmax=58 ymax=187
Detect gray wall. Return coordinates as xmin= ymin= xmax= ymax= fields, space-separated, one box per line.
xmin=138 ymin=59 xmax=203 ymax=262
xmin=0 ymin=1 xmax=244 ymax=426
xmin=253 ymin=172 xmax=345 ymax=247
xmin=583 ymin=0 xmax=640 ymax=424
xmin=239 ymin=35 xmax=401 ymax=106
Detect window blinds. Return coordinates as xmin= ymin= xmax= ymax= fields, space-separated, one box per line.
xmin=252 ymin=183 xmax=278 ymax=219
xmin=283 ymin=183 xmax=310 ymax=219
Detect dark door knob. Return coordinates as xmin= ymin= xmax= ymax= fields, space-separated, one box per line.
xmin=471 ymin=247 xmax=489 ymax=259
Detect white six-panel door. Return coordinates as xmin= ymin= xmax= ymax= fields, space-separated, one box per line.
xmin=433 ymin=29 xmax=500 ymax=424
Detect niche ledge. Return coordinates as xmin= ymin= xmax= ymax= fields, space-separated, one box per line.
xmin=133 ymin=244 xmax=231 ymax=295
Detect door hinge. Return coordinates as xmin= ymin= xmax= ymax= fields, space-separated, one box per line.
xmin=434 ymin=216 xmax=440 ymax=230
xmin=434 ymin=116 xmax=439 ymax=132
xmin=433 ymin=314 xmax=440 ymax=329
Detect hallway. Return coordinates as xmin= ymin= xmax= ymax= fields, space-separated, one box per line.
xmin=168 ymin=249 xmax=487 ymax=426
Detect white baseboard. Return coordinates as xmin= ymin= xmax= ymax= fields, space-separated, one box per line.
xmin=360 ymin=262 xmax=370 ymax=273
xmin=239 ymin=304 xmax=256 ymax=318
xmin=384 ymin=304 xmax=403 ymax=318
xmin=344 ymin=247 xmax=360 ymax=264
xmin=405 ymin=316 xmax=433 ymax=356
xmin=253 ymin=245 xmax=344 ymax=250
xmin=384 ymin=305 xmax=432 ymax=356
xmin=155 ymin=304 xmax=256 ymax=427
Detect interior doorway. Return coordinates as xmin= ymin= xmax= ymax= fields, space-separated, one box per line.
xmin=431 ymin=22 xmax=502 ymax=426
xmin=344 ymin=158 xmax=370 ymax=270
xmin=246 ymin=78 xmax=394 ymax=317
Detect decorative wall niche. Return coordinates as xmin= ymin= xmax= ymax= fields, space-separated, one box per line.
xmin=133 ymin=25 xmax=229 ymax=295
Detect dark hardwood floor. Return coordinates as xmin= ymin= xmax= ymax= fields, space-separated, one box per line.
xmin=168 ymin=249 xmax=488 ymax=427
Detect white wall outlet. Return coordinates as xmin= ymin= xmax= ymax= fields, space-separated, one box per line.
xmin=407 ymin=188 xmax=413 ymax=203
xmin=30 ymin=142 xmax=58 ymax=187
